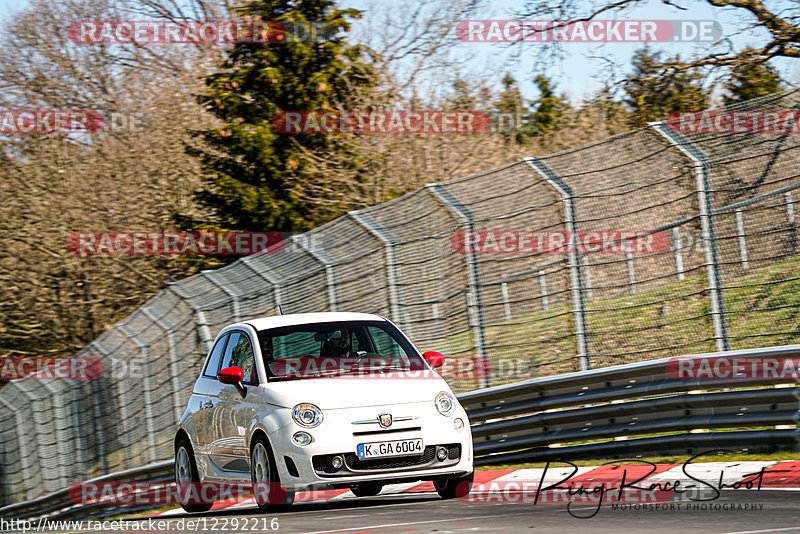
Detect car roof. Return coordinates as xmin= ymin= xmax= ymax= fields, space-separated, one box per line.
xmin=241 ymin=312 xmax=388 ymax=332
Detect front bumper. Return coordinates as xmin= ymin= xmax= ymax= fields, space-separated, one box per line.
xmin=270 ymin=401 xmax=473 ymax=492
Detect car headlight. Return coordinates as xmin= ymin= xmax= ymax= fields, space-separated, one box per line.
xmin=434 ymin=391 xmax=455 ymax=416
xmin=292 ymin=403 xmax=323 ymax=428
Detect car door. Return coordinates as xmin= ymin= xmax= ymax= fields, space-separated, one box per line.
xmin=207 ymin=330 xmax=260 ymax=472
xmin=193 ymin=333 xmax=229 ymax=467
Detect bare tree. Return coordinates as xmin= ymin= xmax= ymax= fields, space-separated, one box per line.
xmin=521 ymin=0 xmax=800 ymax=79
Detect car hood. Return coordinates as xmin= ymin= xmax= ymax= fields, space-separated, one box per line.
xmin=262 ymin=375 xmax=450 ymax=409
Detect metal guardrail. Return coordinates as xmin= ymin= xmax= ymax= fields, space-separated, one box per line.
xmin=0 ymin=461 xmax=172 ymax=522
xmin=2 ymin=345 xmax=799 ymax=521
xmin=462 ymin=344 xmax=800 ymax=465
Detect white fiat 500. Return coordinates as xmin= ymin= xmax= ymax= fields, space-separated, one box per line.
xmin=174 ymin=312 xmax=473 ymax=512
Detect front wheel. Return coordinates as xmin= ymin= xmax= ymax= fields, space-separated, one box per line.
xmin=250 ymin=435 xmax=294 ymax=512
xmin=175 ymin=439 xmax=213 ymax=513
xmin=434 ymin=472 xmax=474 ymax=499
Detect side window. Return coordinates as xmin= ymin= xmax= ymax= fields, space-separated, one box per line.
xmin=203 ymin=334 xmax=229 ymax=378
xmin=220 ymin=332 xmax=258 ymax=385
xmin=368 ymin=326 xmax=406 ymax=359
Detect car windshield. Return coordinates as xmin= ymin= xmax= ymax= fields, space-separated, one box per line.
xmin=256 ymin=320 xmax=425 ymax=380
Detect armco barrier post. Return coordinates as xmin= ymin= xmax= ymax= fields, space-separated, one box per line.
xmin=653 ymin=123 xmax=730 ymax=352
xmin=525 ymin=158 xmax=591 ymax=371
xmin=426 ymin=183 xmax=490 ymax=388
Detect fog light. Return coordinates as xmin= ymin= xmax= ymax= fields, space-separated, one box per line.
xmin=436 ymin=447 xmax=448 ymax=461
xmin=331 ymin=456 xmax=343 ymax=470
xmin=292 ymin=431 xmax=312 ymax=446
xmin=454 ymin=418 xmax=464 ymax=431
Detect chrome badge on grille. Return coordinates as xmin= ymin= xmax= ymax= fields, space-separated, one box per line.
xmin=378 ymin=413 xmax=392 ymax=428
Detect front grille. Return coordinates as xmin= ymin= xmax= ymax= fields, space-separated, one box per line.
xmin=312 ymin=443 xmax=461 ymax=477
xmin=448 ymin=444 xmax=461 ymax=460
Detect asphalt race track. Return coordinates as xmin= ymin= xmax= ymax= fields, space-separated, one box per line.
xmin=11 ymin=489 xmax=800 ymax=534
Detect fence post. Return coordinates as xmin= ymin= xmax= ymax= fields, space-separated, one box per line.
xmin=734 ymin=209 xmax=749 ymax=269
xmin=16 ymin=381 xmax=68 ymax=491
xmin=426 ymin=183 xmax=490 ymax=387
xmin=295 ymin=235 xmax=339 ymax=312
xmin=500 ymin=282 xmax=512 ymax=321
xmin=203 ymin=271 xmax=241 ymax=321
xmin=37 ymin=381 xmax=75 ymax=485
xmin=431 ymin=303 xmax=440 ymax=337
xmin=653 ymin=123 xmax=730 ymax=352
xmin=539 ymin=271 xmax=549 ymax=311
xmin=0 ymin=396 xmax=35 ymax=500
xmin=240 ymin=257 xmax=284 ymax=315
xmin=93 ymin=340 xmax=136 ymax=469
xmin=525 ymin=158 xmax=591 ymax=371
xmin=626 ymin=252 xmax=637 ymax=294
xmin=89 ymin=369 xmax=108 ymax=475
xmin=118 ymin=323 xmax=159 ymax=463
xmin=142 ymin=306 xmax=185 ymax=425
xmin=168 ymin=284 xmax=215 ymax=355
xmin=349 ymin=211 xmax=404 ymax=328
xmin=785 ymin=192 xmax=796 ymax=252
xmin=672 ymin=227 xmax=686 ymax=280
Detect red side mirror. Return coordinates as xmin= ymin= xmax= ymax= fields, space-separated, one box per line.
xmin=217 ymin=366 xmax=244 ymax=384
xmin=423 ymin=351 xmax=445 ymax=369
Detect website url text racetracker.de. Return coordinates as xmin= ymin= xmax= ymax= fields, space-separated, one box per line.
xmin=273 ymin=111 xmax=492 ymax=134
xmin=456 ymin=20 xmax=722 ymax=43
xmin=1 ymin=517 xmax=279 ymax=533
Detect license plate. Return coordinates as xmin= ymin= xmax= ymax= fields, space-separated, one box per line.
xmin=357 ymin=438 xmax=423 ymax=459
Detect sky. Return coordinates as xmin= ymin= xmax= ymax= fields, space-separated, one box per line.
xmin=424 ymin=0 xmax=800 ymax=103
xmin=1 ymin=0 xmax=797 ymax=103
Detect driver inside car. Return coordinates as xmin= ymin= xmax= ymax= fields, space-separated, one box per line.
xmin=320 ymin=329 xmax=351 ymax=358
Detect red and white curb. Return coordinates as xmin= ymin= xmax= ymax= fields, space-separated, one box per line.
xmin=147 ymin=461 xmax=800 ymax=516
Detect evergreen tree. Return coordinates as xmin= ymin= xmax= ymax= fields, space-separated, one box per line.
xmin=530 ymin=74 xmax=568 ymax=136
xmin=724 ymin=50 xmax=783 ymax=105
xmin=495 ymin=73 xmax=529 ymax=144
xmin=189 ymin=0 xmax=375 ymax=233
xmin=624 ymin=48 xmax=708 ymax=125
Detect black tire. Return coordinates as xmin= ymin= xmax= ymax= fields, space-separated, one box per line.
xmin=250 ymin=434 xmax=295 ymax=512
xmin=350 ymin=482 xmax=383 ymax=497
xmin=175 ymin=438 xmax=213 ymax=513
xmin=434 ymin=472 xmax=474 ymax=499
